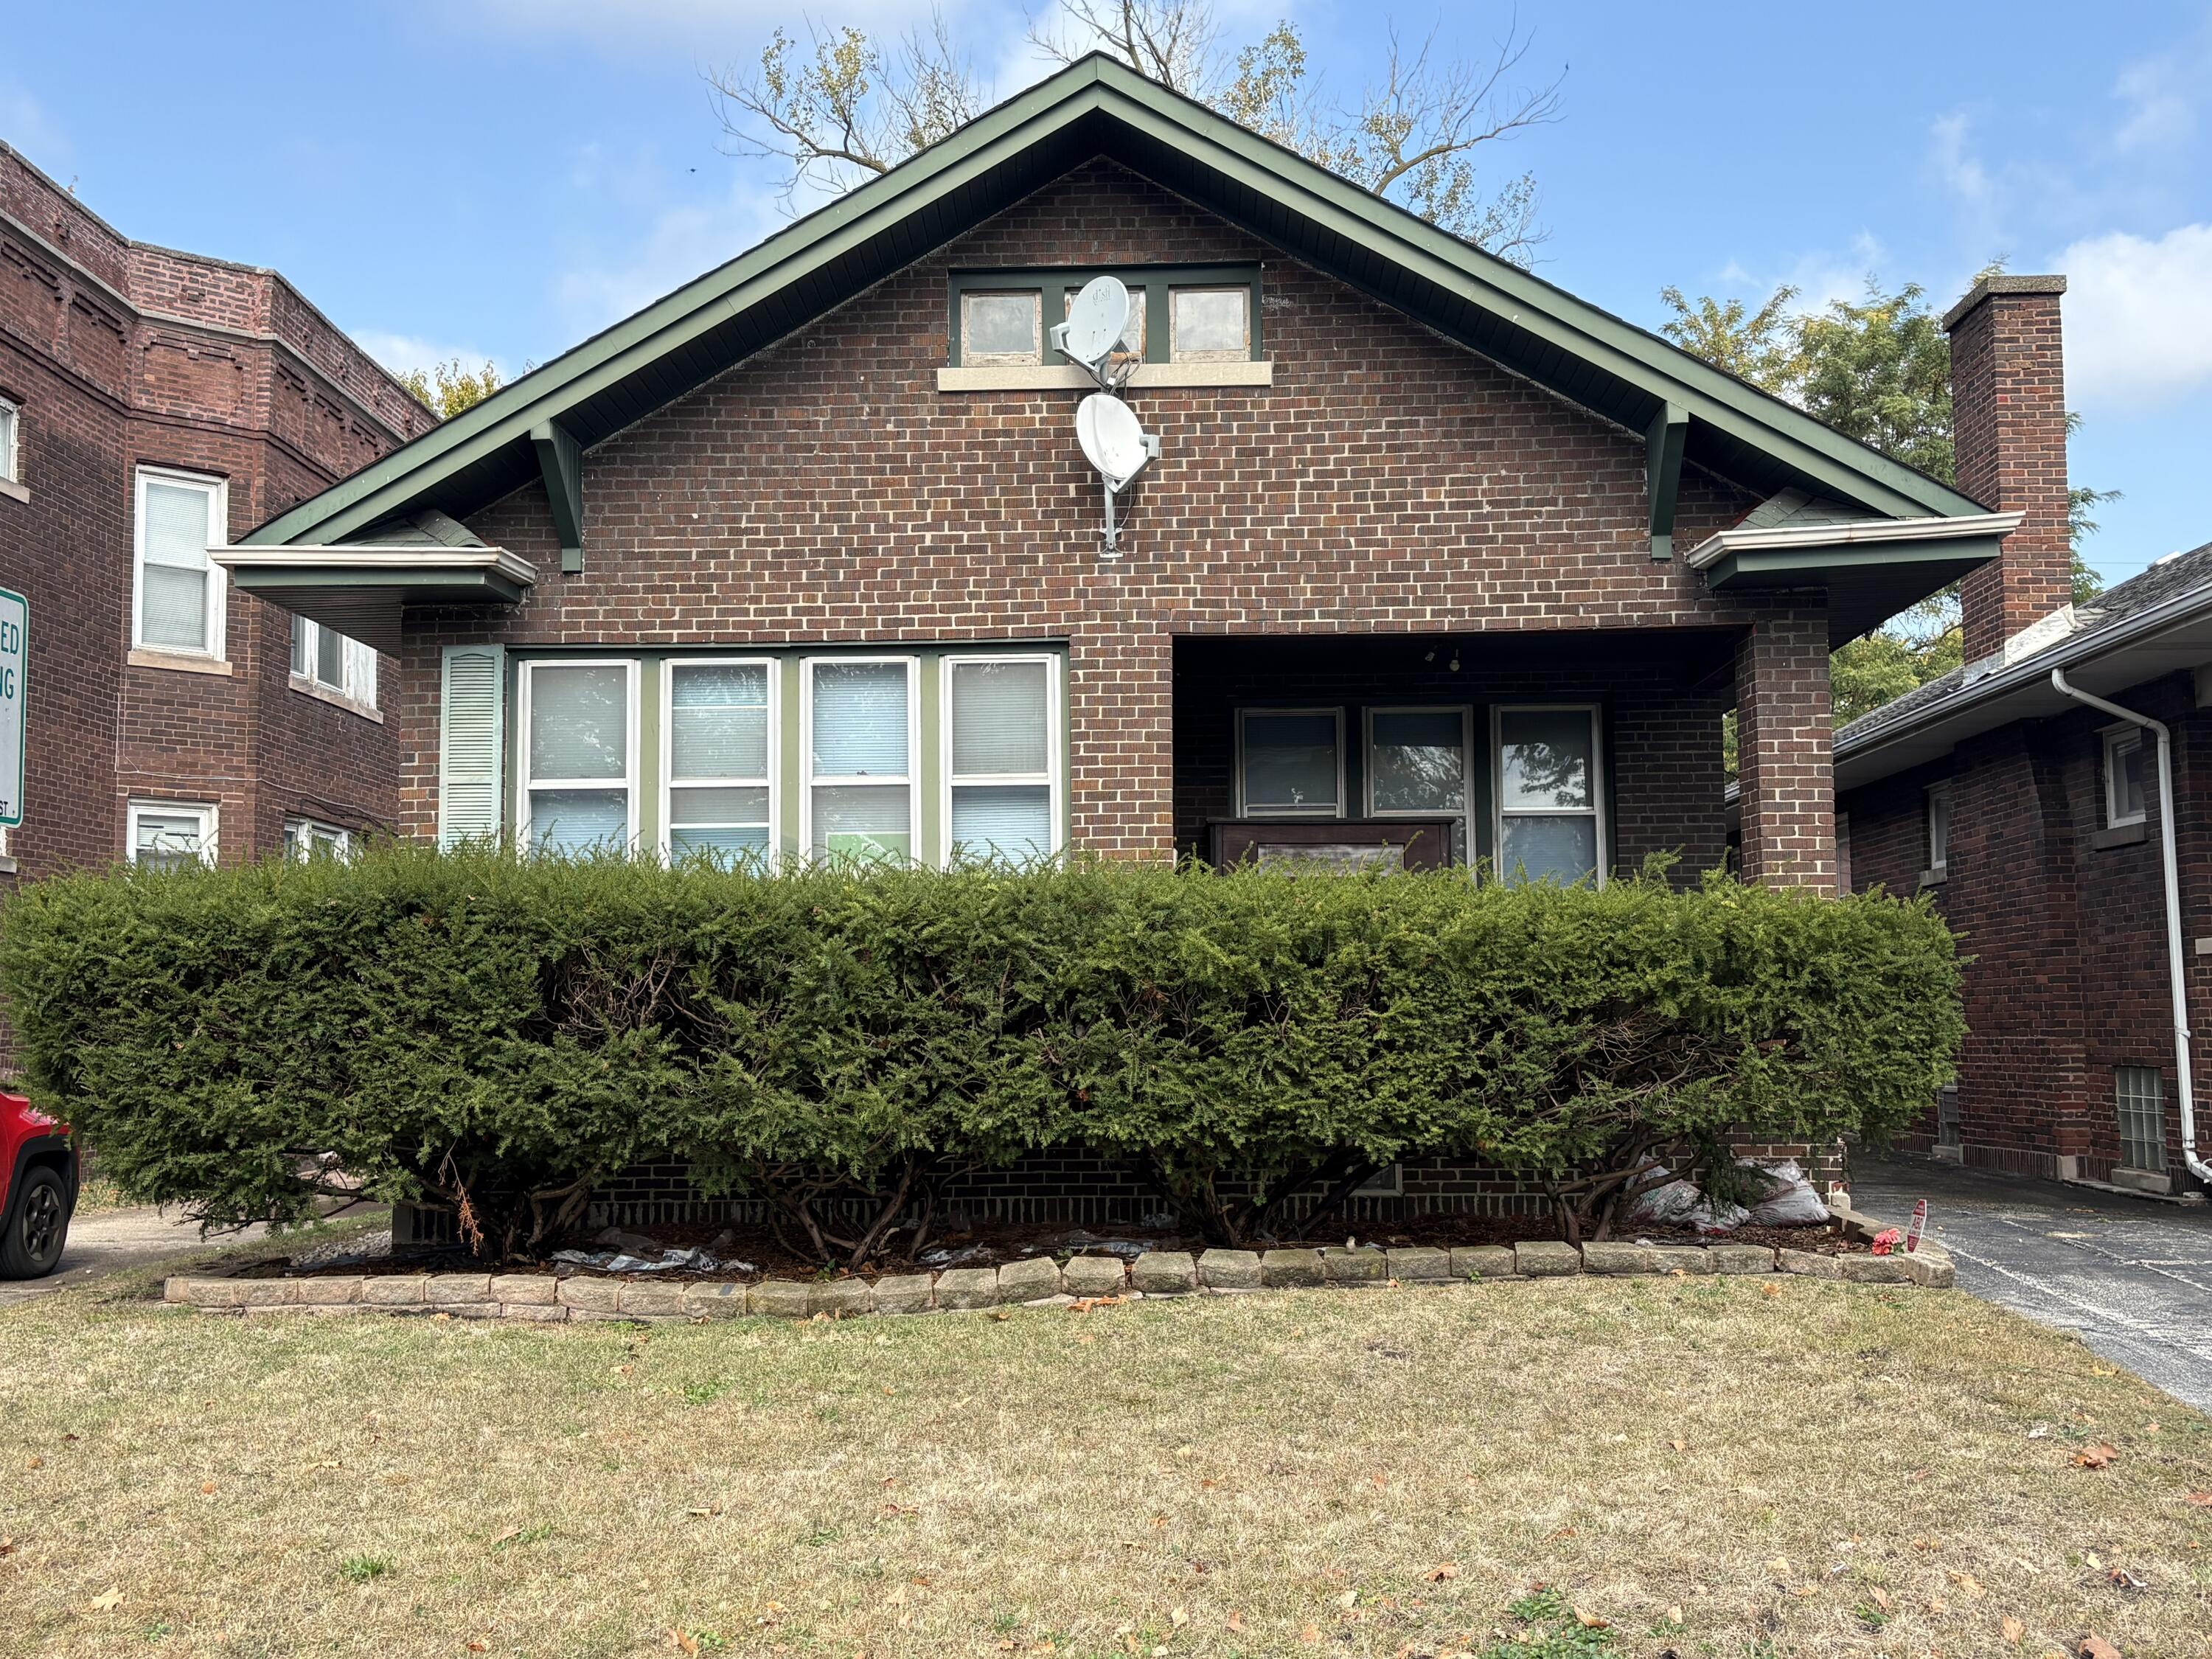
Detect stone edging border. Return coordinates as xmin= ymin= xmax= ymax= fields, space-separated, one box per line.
xmin=163 ymin=1195 xmax=1952 ymax=1323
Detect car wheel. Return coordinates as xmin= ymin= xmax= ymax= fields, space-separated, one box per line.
xmin=0 ymin=1166 xmax=70 ymax=1279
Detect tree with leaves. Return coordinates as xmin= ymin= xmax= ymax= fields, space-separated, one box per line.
xmin=1660 ymin=276 xmax=2118 ymax=728
xmin=397 ymin=358 xmax=502 ymax=421
xmin=708 ymin=0 xmax=1563 ymax=259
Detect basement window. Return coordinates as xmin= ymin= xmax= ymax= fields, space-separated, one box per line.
xmin=128 ymin=800 xmax=216 ymax=870
xmin=2104 ymin=730 xmax=2147 ymax=828
xmin=2115 ymin=1065 xmax=2167 ymax=1172
xmin=285 ymin=818 xmax=355 ymax=860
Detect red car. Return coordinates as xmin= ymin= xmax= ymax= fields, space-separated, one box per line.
xmin=1 ymin=1090 xmax=77 ymax=1279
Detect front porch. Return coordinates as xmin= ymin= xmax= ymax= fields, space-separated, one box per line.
xmin=1169 ymin=625 xmax=1827 ymax=885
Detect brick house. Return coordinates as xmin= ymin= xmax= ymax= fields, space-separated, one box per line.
xmin=221 ymin=59 xmax=2029 ymax=1223
xmin=1835 ymin=275 xmax=2211 ymax=1200
xmin=0 ymin=141 xmax=434 ymax=888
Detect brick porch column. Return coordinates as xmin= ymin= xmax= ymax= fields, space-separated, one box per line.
xmin=1735 ymin=608 xmax=1837 ymax=890
xmin=1067 ymin=622 xmax=1175 ymax=859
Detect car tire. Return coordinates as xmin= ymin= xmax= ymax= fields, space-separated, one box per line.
xmin=0 ymin=1166 xmax=71 ymax=1279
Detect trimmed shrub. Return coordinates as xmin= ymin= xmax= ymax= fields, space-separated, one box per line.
xmin=0 ymin=846 xmax=1962 ymax=1260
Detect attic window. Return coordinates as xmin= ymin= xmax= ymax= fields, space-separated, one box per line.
xmin=1171 ymin=288 xmax=1249 ymax=362
xmin=948 ymin=266 xmax=1262 ymax=368
xmin=959 ymin=291 xmax=1042 ymax=366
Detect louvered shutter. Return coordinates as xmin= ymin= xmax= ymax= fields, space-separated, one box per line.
xmin=439 ymin=644 xmax=506 ymax=847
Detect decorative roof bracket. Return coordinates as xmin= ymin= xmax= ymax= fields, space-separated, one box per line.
xmin=531 ymin=419 xmax=583 ymax=574
xmin=1646 ymin=402 xmax=1688 ymax=563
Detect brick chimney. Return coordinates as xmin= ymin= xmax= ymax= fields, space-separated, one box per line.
xmin=1944 ymin=274 xmax=2072 ymax=663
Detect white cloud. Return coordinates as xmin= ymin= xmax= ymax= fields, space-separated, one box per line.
xmin=2112 ymin=16 xmax=2212 ymax=153
xmin=349 ymin=330 xmax=501 ymax=380
xmin=551 ymin=171 xmax=790 ymax=340
xmin=2059 ymin=222 xmax=2212 ymax=411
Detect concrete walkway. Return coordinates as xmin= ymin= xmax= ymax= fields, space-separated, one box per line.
xmin=0 ymin=1203 xmax=276 ymax=1310
xmin=1851 ymin=1156 xmax=2212 ymax=1412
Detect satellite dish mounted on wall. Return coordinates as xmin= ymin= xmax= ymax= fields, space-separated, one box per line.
xmin=1076 ymin=391 xmax=1160 ymax=555
xmin=1051 ymin=275 xmax=1138 ymax=389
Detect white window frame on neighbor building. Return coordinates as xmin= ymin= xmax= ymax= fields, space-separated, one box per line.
xmin=284 ymin=818 xmax=354 ymax=860
xmin=801 ymin=655 xmax=920 ymax=865
xmin=659 ymin=655 xmax=779 ymax=866
xmin=127 ymin=799 xmax=217 ymax=869
xmin=1234 ymin=706 xmax=1346 ymax=818
xmin=1363 ymin=705 xmax=1474 ymax=819
xmin=939 ymin=652 xmax=1062 ymax=865
xmin=515 ymin=658 xmax=641 ymax=853
xmin=2104 ymin=727 xmax=2148 ymax=828
xmin=291 ymin=616 xmax=378 ymax=712
xmin=132 ymin=465 xmax=229 ymax=661
xmin=1926 ymin=783 xmax=1952 ymax=877
xmin=0 ymin=394 xmax=20 ymax=486
xmin=1492 ymin=703 xmax=1607 ymax=887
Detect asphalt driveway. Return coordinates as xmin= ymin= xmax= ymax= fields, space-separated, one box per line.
xmin=1851 ymin=1155 xmax=2212 ymax=1412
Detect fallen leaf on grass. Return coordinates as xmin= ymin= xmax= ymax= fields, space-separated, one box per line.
xmin=1336 ymin=1590 xmax=1359 ymax=1610
xmin=1868 ymin=1590 xmax=1893 ymax=1613
xmin=1764 ymin=1557 xmax=1790 ymax=1578
xmin=1225 ymin=1613 xmax=1244 ymax=1633
xmin=1927 ymin=1596 xmax=1947 ymax=1615
xmin=1760 ymin=1284 xmax=1781 ymax=1298
xmin=465 ymin=1642 xmax=488 ymax=1654
xmin=2072 ymin=1443 xmax=2118 ymax=1470
xmin=490 ymin=1528 xmax=521 ymax=1548
xmin=24 ymin=1456 xmax=42 ymax=1471
xmin=1948 ymin=1571 xmax=1985 ymax=1596
xmin=200 ymin=1481 xmax=218 ymax=1495
xmin=2185 ymin=1491 xmax=2212 ymax=1508
xmin=669 ymin=1632 xmax=700 ymax=1656
xmin=1298 ymin=1625 xmax=1322 ymax=1644
xmin=2003 ymin=1614 xmax=2025 ymax=1642
xmin=88 ymin=1588 xmax=124 ymax=1613
xmin=1669 ymin=1439 xmax=1686 ymax=1452
xmin=1573 ymin=1609 xmax=1609 ymax=1630
xmin=2078 ymin=1638 xmax=2121 ymax=1659
xmin=1170 ymin=1609 xmax=1188 ymax=1627
xmin=1665 ymin=1604 xmax=1683 ymax=1624
xmin=1425 ymin=1563 xmax=1458 ymax=1582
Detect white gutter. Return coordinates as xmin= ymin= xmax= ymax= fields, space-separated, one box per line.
xmin=2049 ymin=669 xmax=2212 ymax=1189
xmin=1683 ymin=509 xmax=2022 ymax=571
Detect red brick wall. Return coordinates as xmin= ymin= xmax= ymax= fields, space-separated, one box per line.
xmin=0 ymin=140 xmax=435 ymax=886
xmin=1950 ymin=278 xmax=2073 ymax=663
xmin=1734 ymin=610 xmax=1837 ymax=889
xmin=408 ymin=161 xmax=1820 ymax=874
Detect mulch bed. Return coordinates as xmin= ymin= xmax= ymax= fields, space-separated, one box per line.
xmin=259 ymin=1209 xmax=1865 ymax=1282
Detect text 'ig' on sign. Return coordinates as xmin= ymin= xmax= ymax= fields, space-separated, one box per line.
xmin=0 ymin=586 xmax=24 ymax=829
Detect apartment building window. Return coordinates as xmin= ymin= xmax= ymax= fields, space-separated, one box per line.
xmin=804 ymin=658 xmax=917 ymax=863
xmin=1236 ymin=709 xmax=1345 ymax=817
xmin=0 ymin=396 xmax=19 ymax=484
xmin=944 ymin=655 xmax=1059 ymax=863
xmin=1926 ymin=784 xmax=1951 ymax=877
xmin=1495 ymin=706 xmax=1604 ymax=886
xmin=285 ymin=818 xmax=354 ymax=859
xmin=518 ymin=660 xmax=637 ymax=853
xmin=291 ymin=618 xmax=378 ymax=711
xmin=2104 ymin=729 xmax=2147 ymax=828
xmin=2115 ymin=1065 xmax=2167 ymax=1172
xmin=663 ymin=659 xmax=774 ymax=863
xmin=133 ymin=467 xmax=227 ymax=659
xmin=128 ymin=801 xmax=216 ymax=869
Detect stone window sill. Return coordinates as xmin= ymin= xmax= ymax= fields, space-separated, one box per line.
xmin=936 ymin=361 xmax=1274 ymax=392
xmin=1918 ymin=867 xmax=1947 ymax=888
xmin=290 ymin=675 xmax=383 ymax=723
xmin=128 ymin=647 xmax=232 ymax=677
xmin=2091 ymin=821 xmax=2148 ymax=850
xmin=0 ymin=477 xmax=27 ymax=505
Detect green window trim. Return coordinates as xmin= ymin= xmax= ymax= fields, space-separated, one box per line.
xmin=492 ymin=644 xmax=1068 ymax=866
xmin=946 ymin=265 xmax=1264 ymax=368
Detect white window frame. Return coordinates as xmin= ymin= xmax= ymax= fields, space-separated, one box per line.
xmin=801 ymin=655 xmax=920 ymax=865
xmin=284 ymin=818 xmax=355 ymax=860
xmin=1926 ymin=783 xmax=1952 ymax=874
xmin=0 ymin=395 xmax=19 ymax=484
xmin=2104 ymin=728 xmax=2147 ymax=828
xmin=127 ymin=799 xmax=217 ymax=869
xmin=659 ymin=655 xmax=779 ymax=865
xmin=1234 ymin=706 xmax=1346 ymax=819
xmin=939 ymin=652 xmax=1062 ymax=865
xmin=132 ymin=465 xmax=229 ymax=660
xmin=1492 ymin=703 xmax=1607 ymax=888
xmin=1363 ymin=705 xmax=1474 ymax=819
xmin=291 ymin=616 xmax=378 ymax=711
xmin=514 ymin=658 xmax=641 ymax=853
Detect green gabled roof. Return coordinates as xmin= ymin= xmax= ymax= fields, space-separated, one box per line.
xmin=245 ymin=54 xmax=1983 ymax=549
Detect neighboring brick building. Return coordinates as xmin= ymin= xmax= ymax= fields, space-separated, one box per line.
xmin=1837 ymin=276 xmax=2211 ymax=1200
xmin=0 ymin=141 xmax=435 ymax=888
xmin=222 ymin=58 xmax=2037 ymax=1225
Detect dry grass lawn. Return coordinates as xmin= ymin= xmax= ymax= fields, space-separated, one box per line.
xmin=2 ymin=1240 xmax=2209 ymax=1659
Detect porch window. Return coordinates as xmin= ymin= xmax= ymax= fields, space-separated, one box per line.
xmin=664 ymin=660 xmax=774 ymax=863
xmin=291 ymin=617 xmax=378 ymax=710
xmin=1366 ymin=707 xmax=1471 ymax=815
xmin=128 ymin=800 xmax=216 ymax=869
xmin=805 ymin=658 xmax=917 ymax=863
xmin=945 ymin=655 xmax=1058 ymax=862
xmin=520 ymin=660 xmax=636 ymax=852
xmin=2115 ymin=1065 xmax=2166 ymax=1172
xmin=133 ymin=467 xmax=227 ymax=659
xmin=1237 ymin=708 xmax=1343 ymax=817
xmin=1495 ymin=706 xmax=1603 ymax=884
xmin=2104 ymin=730 xmax=2146 ymax=827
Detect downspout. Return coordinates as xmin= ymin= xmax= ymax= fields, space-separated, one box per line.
xmin=2049 ymin=669 xmax=2212 ymax=1188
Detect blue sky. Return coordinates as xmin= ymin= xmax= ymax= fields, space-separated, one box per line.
xmin=7 ymin=1 xmax=2211 ymax=587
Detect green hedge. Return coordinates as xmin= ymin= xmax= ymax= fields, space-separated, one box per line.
xmin=0 ymin=847 xmax=1963 ymax=1260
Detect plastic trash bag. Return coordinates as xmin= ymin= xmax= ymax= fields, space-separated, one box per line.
xmin=1743 ymin=1158 xmax=1831 ymax=1228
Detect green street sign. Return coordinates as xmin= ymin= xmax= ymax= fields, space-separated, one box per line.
xmin=0 ymin=586 xmax=24 ymax=828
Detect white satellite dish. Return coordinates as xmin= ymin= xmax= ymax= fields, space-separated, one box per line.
xmin=1076 ymin=392 xmax=1150 ymax=487
xmin=1052 ymin=275 xmax=1136 ymax=386
xmin=1075 ymin=392 xmax=1160 ymax=554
